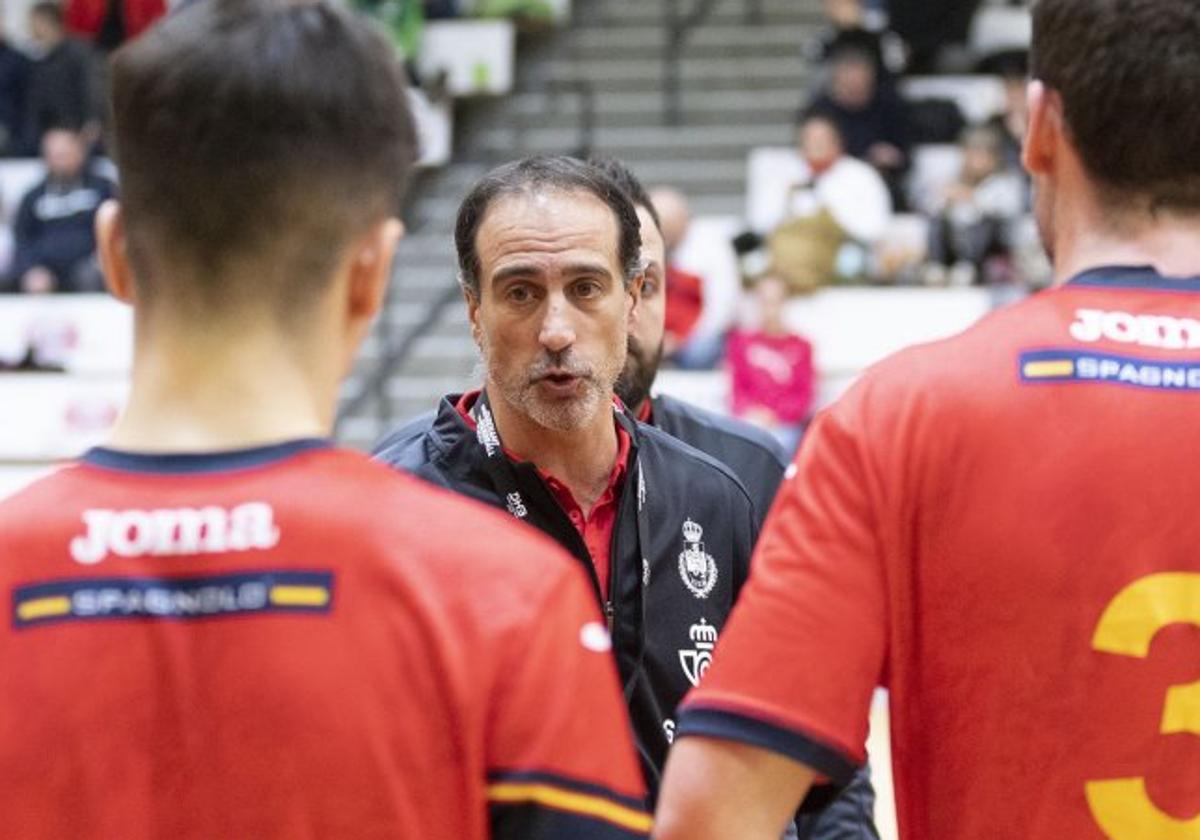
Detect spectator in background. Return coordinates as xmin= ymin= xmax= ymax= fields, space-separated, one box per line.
xmin=648 ymin=185 xmax=743 ymax=371
xmin=24 ymin=2 xmax=99 ymax=153
xmin=65 ymin=0 xmax=166 ymax=50
xmin=988 ymin=63 xmax=1030 ymax=172
xmin=5 ymin=126 xmax=114 ymax=293
xmin=0 ymin=23 xmax=30 ymax=157
xmin=925 ymin=125 xmax=1024 ymax=286
xmin=726 ymin=275 xmax=815 ymax=455
xmin=760 ymin=112 xmax=891 ymax=293
xmin=803 ymin=44 xmax=911 ymax=207
xmin=806 ymin=0 xmax=905 ymax=82
xmin=645 ymin=186 xmax=706 ymax=366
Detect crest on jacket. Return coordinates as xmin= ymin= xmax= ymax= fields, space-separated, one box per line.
xmin=678 ymin=518 xmax=717 ymax=599
xmin=679 ymin=618 xmax=719 ymax=686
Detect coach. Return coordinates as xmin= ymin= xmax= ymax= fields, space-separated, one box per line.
xmin=375 ymin=156 xmax=759 ymax=797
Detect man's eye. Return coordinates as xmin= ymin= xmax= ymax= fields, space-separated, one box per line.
xmin=506 ymin=285 xmax=534 ymax=303
xmin=574 ymin=280 xmax=603 ymax=299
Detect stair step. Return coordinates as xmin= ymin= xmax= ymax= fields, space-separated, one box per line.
xmin=541 ymin=55 xmax=810 ymax=85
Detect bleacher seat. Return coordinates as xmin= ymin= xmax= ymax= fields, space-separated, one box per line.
xmin=0 ymin=294 xmax=132 ymax=373
xmin=900 ymin=76 xmax=1007 ymax=126
xmin=970 ymin=6 xmax=1032 ymax=57
xmin=418 ymin=19 xmax=516 ymax=97
xmin=907 ymin=143 xmax=965 ymax=215
xmin=0 ymin=295 xmax=132 ymax=491
xmin=0 ymin=375 xmax=129 ymax=462
xmin=783 ymin=287 xmax=992 ymax=393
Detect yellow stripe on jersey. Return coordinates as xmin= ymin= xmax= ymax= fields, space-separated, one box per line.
xmin=16 ymin=596 xmax=72 ymax=621
xmin=268 ymin=585 xmax=331 ymax=608
xmin=1023 ymin=360 xmax=1076 ymax=379
xmin=486 ymin=782 xmax=653 ymax=834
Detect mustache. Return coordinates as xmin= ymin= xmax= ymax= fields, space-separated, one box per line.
xmin=527 ymin=352 xmax=593 ymax=381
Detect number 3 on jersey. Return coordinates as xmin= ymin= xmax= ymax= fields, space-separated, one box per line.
xmin=1087 ymin=573 xmax=1200 ymax=838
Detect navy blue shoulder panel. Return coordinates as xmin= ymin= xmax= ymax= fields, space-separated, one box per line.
xmin=1067 ymin=265 xmax=1200 ymax=292
xmin=82 ymin=438 xmax=331 ymax=475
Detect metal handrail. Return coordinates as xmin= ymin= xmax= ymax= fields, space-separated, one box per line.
xmin=663 ymin=0 xmax=765 ymax=125
xmin=335 ymin=281 xmax=461 ymax=432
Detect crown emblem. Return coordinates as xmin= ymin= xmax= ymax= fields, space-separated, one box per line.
xmin=689 ymin=618 xmax=718 ymax=646
xmin=682 ymin=519 xmax=703 ymax=543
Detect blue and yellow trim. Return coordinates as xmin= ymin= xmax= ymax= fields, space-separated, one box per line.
xmin=487 ymin=770 xmax=650 ymax=837
xmin=11 ymin=570 xmax=334 ymax=629
xmin=1019 ymin=348 xmax=1200 ymax=391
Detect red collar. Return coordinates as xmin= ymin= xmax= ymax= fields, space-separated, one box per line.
xmin=454 ymin=390 xmax=632 ymax=486
xmin=635 ymin=399 xmax=653 ymax=424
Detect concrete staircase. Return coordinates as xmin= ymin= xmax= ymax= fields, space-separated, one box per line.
xmin=337 ymin=0 xmax=822 ymax=450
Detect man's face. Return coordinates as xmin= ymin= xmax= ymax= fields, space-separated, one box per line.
xmin=615 ymin=205 xmax=666 ymax=411
xmin=28 ymin=12 xmax=60 ymax=48
xmin=42 ymin=130 xmax=85 ymax=180
xmin=829 ymin=55 xmax=876 ymax=109
xmin=800 ymin=118 xmax=843 ymax=170
xmin=469 ymin=189 xmax=637 ymax=432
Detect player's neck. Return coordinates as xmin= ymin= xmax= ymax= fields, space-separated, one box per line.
xmin=108 ymin=326 xmax=334 ymax=453
xmin=488 ymin=389 xmax=618 ymax=515
xmin=1054 ymin=203 xmax=1200 ymax=282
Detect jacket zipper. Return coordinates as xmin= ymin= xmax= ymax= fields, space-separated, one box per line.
xmin=603 ymin=599 xmax=615 ymax=633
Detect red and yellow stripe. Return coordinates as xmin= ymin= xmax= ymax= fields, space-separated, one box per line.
xmin=486 ymin=781 xmax=652 ymax=834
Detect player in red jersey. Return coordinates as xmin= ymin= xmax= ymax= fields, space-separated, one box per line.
xmin=0 ymin=2 xmax=649 ymax=838
xmin=655 ymin=0 xmax=1200 ymax=838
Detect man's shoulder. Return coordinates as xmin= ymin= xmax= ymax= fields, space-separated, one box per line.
xmin=372 ymin=407 xmax=440 ymax=468
xmin=636 ymin=419 xmax=756 ymax=510
xmin=652 ymin=394 xmax=789 ymax=471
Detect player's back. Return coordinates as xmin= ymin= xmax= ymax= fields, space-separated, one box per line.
xmin=858 ymin=267 xmax=1200 ymax=837
xmin=0 ymin=441 xmax=647 ymax=839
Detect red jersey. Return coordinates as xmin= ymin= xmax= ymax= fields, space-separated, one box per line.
xmin=664 ymin=265 xmax=704 ymax=347
xmin=0 ymin=440 xmax=649 ymax=840
xmin=678 ymin=266 xmax=1200 ymax=839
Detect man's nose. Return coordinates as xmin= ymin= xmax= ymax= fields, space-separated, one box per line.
xmin=538 ymin=294 xmax=577 ymax=355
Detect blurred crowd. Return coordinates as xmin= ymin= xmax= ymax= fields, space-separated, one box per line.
xmin=1 ymin=0 xmax=138 ymax=293
xmin=644 ymin=0 xmax=1040 ymax=448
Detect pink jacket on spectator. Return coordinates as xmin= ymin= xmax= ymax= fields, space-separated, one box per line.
xmin=726 ymin=330 xmax=815 ymax=425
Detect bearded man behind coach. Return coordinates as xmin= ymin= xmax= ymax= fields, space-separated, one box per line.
xmin=374 ymin=156 xmax=759 ymax=798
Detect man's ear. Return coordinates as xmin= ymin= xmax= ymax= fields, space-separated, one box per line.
xmin=95 ymin=200 xmax=135 ymax=304
xmin=347 ymin=217 xmax=404 ymax=323
xmin=464 ymin=284 xmax=483 ymax=348
xmin=1022 ymin=80 xmax=1060 ymax=179
xmin=626 ymin=271 xmax=644 ymax=327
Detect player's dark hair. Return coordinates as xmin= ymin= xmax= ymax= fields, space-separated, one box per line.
xmin=1032 ymin=0 xmax=1200 ymax=212
xmin=587 ymin=155 xmax=662 ymax=233
xmin=454 ymin=155 xmax=643 ymax=298
xmin=109 ymin=0 xmax=417 ymax=314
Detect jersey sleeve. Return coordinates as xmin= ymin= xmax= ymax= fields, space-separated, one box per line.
xmin=674 ymin=398 xmax=888 ymax=785
xmin=486 ymin=562 xmax=651 ymax=840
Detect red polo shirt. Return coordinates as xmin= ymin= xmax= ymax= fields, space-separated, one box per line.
xmin=455 ymin=392 xmax=630 ymax=599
